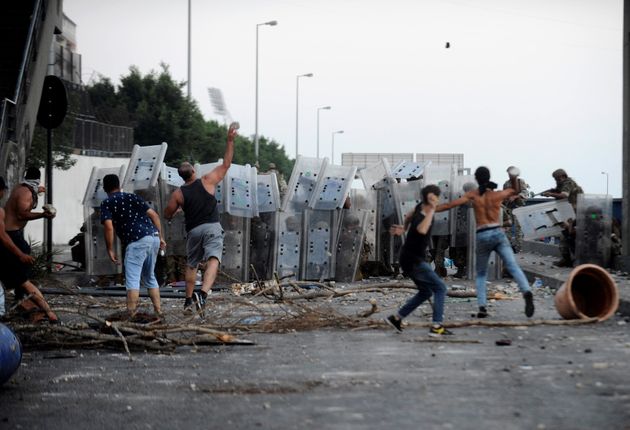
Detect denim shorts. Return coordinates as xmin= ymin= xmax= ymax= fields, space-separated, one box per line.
xmin=124 ymin=234 xmax=160 ymax=290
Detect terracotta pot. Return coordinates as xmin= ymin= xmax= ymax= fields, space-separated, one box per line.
xmin=554 ymin=264 xmax=619 ymax=321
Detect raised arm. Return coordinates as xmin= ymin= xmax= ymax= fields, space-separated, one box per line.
xmin=202 ymin=126 xmax=237 ymax=186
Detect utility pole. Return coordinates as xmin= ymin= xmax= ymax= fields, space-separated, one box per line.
xmin=623 ymin=0 xmax=630 ymax=268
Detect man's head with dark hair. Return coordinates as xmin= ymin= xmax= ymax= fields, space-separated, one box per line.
xmin=25 ymin=166 xmax=41 ymax=180
xmin=421 ymin=184 xmax=441 ymax=203
xmin=474 ymin=166 xmax=491 ymax=185
xmin=103 ymin=174 xmax=120 ymax=194
xmin=178 ymin=162 xmax=195 ymax=181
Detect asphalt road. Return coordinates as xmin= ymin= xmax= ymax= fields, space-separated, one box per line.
xmin=1 ymin=282 xmax=629 ymax=430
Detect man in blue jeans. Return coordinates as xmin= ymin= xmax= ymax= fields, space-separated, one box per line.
xmin=437 ymin=166 xmax=534 ymax=318
xmin=385 ymin=184 xmax=453 ymax=337
xmin=101 ymin=174 xmax=166 ymax=317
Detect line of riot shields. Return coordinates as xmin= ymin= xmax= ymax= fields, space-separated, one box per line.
xmin=82 ymin=146 xmax=526 ymax=283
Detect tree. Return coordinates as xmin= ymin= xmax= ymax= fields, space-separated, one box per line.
xmin=88 ymin=64 xmax=294 ymax=176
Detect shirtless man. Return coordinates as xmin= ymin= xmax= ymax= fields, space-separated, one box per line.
xmin=0 ymin=168 xmax=59 ymax=323
xmin=164 ymin=125 xmax=236 ymax=312
xmin=437 ymin=166 xmax=534 ymax=318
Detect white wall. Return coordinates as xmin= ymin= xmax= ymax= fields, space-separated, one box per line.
xmin=25 ymin=154 xmax=129 ymax=245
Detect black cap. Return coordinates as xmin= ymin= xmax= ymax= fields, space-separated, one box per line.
xmin=0 ymin=176 xmax=7 ymax=191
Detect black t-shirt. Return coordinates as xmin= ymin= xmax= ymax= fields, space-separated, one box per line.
xmin=399 ymin=204 xmax=432 ymax=273
xmin=181 ymin=179 xmax=220 ymax=232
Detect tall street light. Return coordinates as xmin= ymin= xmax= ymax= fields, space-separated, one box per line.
xmin=316 ymin=105 xmax=331 ymax=159
xmin=255 ymin=20 xmax=278 ymax=166
xmin=331 ymin=130 xmax=344 ymax=164
xmin=602 ymin=171 xmax=609 ymax=195
xmin=187 ymin=0 xmax=192 ymax=99
xmin=295 ymin=73 xmax=313 ymax=158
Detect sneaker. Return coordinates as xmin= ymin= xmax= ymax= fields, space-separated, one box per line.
xmin=429 ymin=325 xmax=454 ymax=337
xmin=384 ymin=315 xmax=403 ymax=333
xmin=476 ymin=306 xmax=488 ymax=318
xmin=183 ymin=297 xmax=194 ymax=313
xmin=523 ymin=291 xmax=535 ymax=318
xmin=192 ymin=291 xmax=206 ymax=311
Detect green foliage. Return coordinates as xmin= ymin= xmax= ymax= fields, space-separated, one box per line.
xmin=86 ymin=64 xmax=294 ymax=176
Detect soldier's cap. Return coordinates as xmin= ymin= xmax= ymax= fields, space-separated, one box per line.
xmin=552 ymin=169 xmax=567 ymax=179
xmin=0 ymin=176 xmax=6 ymax=191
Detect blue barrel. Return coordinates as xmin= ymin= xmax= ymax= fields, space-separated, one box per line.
xmin=0 ymin=323 xmax=22 ymax=385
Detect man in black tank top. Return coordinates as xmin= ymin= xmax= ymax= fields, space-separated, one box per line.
xmin=164 ymin=125 xmax=237 ymax=312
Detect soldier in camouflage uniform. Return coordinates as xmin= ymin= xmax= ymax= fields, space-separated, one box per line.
xmin=541 ymin=169 xmax=584 ymax=267
xmin=502 ymin=168 xmax=530 ymax=253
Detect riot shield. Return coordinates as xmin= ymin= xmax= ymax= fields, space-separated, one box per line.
xmin=512 ymin=200 xmax=575 ymax=240
xmin=275 ymin=212 xmax=303 ymax=280
xmin=390 ymin=160 xmax=430 ymax=181
xmin=301 ymin=209 xmax=339 ymax=281
xmin=349 ymin=189 xmax=378 ymax=261
xmin=423 ymin=164 xmax=455 ymax=236
xmin=335 ymin=210 xmax=369 ymax=282
xmin=256 ymin=173 xmax=281 ymax=213
xmin=575 ymin=194 xmax=612 ymax=267
xmin=309 ymin=164 xmax=357 ymax=211
xmin=450 ymin=174 xmax=475 ymax=247
xmin=121 ymin=143 xmax=168 ymax=193
xmin=375 ymin=178 xmax=402 ymax=269
xmin=359 ymin=158 xmax=392 ymax=190
xmin=393 ymin=180 xmax=423 ymax=226
xmin=225 ymin=163 xmax=258 ymax=218
xmin=250 ymin=212 xmax=277 ymax=280
xmin=83 ymin=165 xmax=125 ymax=276
xmin=250 ymin=173 xmax=281 ymax=280
xmin=220 ymin=212 xmax=250 ymax=282
xmin=159 ymin=165 xmax=186 ymax=256
xmin=282 ymin=156 xmax=326 ymax=213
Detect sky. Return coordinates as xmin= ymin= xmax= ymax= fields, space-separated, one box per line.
xmin=64 ymin=0 xmax=623 ymax=197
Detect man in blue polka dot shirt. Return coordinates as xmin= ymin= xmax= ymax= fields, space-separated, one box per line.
xmin=101 ymin=174 xmax=166 ymax=317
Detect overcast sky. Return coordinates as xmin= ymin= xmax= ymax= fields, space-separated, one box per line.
xmin=64 ymin=0 xmax=623 ymax=197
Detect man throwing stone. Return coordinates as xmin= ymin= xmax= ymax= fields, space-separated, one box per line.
xmin=164 ymin=125 xmax=236 ymax=312
xmin=437 ymin=166 xmax=534 ymax=319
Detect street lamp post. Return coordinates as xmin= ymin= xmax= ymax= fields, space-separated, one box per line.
xmin=187 ymin=0 xmax=191 ymax=99
xmin=331 ymin=130 xmax=344 ymax=164
xmin=601 ymin=171 xmax=609 ymax=195
xmin=255 ymin=20 xmax=277 ymax=166
xmin=295 ymin=73 xmax=313 ymax=158
xmin=316 ymin=106 xmax=331 ymax=159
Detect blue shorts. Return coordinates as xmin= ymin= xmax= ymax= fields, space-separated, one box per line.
xmin=124 ymin=234 xmax=160 ymax=290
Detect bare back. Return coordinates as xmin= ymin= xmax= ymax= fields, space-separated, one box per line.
xmin=469 ymin=189 xmax=513 ymax=227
